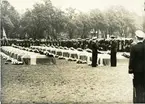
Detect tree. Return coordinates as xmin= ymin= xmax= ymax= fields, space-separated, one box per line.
xmin=63 ymin=7 xmax=79 ymax=39
xmin=5 ymin=0 xmax=141 ymax=40
xmin=1 ymin=0 xmax=20 ymax=38
xmin=105 ymin=6 xmax=138 ymax=37
xmin=20 ymin=0 xmax=67 ymax=40
xmin=89 ymin=9 xmax=107 ymax=38
xmin=75 ymin=12 xmax=91 ymax=38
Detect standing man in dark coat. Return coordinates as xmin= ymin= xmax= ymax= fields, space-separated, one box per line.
xmin=91 ymin=38 xmax=98 ymax=67
xmin=129 ymin=30 xmax=145 ymax=103
xmin=110 ymin=35 xmax=118 ymax=67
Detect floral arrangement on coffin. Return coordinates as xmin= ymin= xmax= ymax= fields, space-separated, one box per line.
xmin=11 ymin=58 xmax=23 ymax=65
xmin=45 ymin=52 xmax=55 ymax=57
xmin=77 ymin=48 xmax=83 ymax=51
xmin=70 ymin=47 xmax=75 ymax=50
xmin=21 ymin=54 xmax=30 ymax=65
xmin=64 ymin=47 xmax=69 ymax=50
xmin=58 ymin=56 xmax=65 ymax=59
xmin=33 ymin=49 xmax=39 ymax=53
xmin=76 ymin=59 xmax=87 ymax=64
xmin=3 ymin=55 xmax=23 ymax=65
xmin=85 ymin=48 xmax=92 ymax=53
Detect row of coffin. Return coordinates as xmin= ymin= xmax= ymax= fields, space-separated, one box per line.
xmin=30 ymin=46 xmax=112 ymax=65
xmin=1 ymin=45 xmax=127 ymax=65
xmin=30 ymin=45 xmax=129 ymax=65
xmin=1 ymin=46 xmax=54 ymax=65
xmin=31 ymin=46 xmax=115 ymax=66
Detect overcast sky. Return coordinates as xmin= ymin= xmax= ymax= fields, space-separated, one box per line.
xmin=7 ymin=0 xmax=144 ymax=16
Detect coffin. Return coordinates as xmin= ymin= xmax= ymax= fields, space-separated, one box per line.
xmin=1 ymin=46 xmax=56 ymax=65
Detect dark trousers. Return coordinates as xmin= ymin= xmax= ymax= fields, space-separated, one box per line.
xmin=110 ymin=52 xmax=117 ymax=67
xmin=133 ymin=73 xmax=145 ymax=103
xmin=92 ymin=51 xmax=98 ymax=67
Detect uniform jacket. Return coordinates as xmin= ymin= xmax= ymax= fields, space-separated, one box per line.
xmin=110 ymin=39 xmax=118 ymax=53
xmin=129 ymin=42 xmax=145 ymax=73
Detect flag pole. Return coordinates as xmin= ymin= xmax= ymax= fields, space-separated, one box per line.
xmin=2 ymin=28 xmax=8 ymax=45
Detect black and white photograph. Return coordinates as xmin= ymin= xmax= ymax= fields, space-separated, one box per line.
xmin=1 ymin=0 xmax=145 ymax=103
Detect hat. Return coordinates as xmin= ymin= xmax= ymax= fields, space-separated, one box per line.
xmin=135 ymin=30 xmax=145 ymax=39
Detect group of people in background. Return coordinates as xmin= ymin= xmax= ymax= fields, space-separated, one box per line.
xmin=1 ymin=37 xmax=133 ymax=52
xmin=1 ymin=35 xmax=125 ymax=68
xmin=1 ymin=36 xmax=132 ymax=68
xmin=1 ymin=36 xmax=131 ymax=68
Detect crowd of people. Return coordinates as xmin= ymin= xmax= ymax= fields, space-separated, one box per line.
xmin=1 ymin=37 xmax=133 ymax=52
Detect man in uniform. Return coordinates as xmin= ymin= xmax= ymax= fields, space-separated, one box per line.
xmin=110 ymin=35 xmax=118 ymax=67
xmin=91 ymin=38 xmax=99 ymax=67
xmin=129 ymin=30 xmax=145 ymax=103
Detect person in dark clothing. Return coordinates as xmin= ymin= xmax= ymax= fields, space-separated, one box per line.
xmin=91 ymin=39 xmax=98 ymax=67
xmin=2 ymin=36 xmax=8 ymax=46
xmin=129 ymin=30 xmax=145 ymax=103
xmin=110 ymin=35 xmax=118 ymax=67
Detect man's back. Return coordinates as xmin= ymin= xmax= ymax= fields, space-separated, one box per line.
xmin=129 ymin=42 xmax=145 ymax=73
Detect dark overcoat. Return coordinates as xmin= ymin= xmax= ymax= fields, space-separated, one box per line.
xmin=110 ymin=39 xmax=118 ymax=67
xmin=129 ymin=41 xmax=145 ymax=103
xmin=91 ymin=41 xmax=98 ymax=67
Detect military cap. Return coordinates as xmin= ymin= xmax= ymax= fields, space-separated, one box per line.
xmin=135 ymin=30 xmax=145 ymax=39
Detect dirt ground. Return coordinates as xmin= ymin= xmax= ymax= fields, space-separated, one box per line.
xmin=1 ymin=57 xmax=133 ymax=104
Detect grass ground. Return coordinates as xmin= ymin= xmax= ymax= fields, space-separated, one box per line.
xmin=1 ymin=58 xmax=133 ymax=104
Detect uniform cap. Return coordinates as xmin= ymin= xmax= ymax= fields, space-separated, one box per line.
xmin=135 ymin=30 xmax=145 ymax=39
